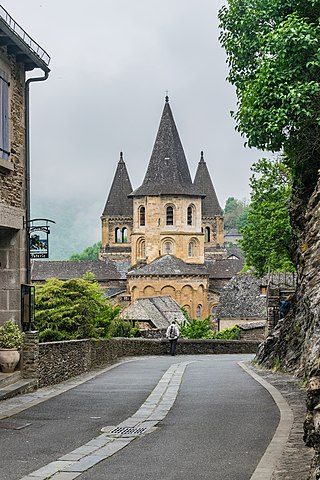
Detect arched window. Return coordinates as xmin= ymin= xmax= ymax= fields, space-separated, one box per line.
xmin=166 ymin=206 xmax=174 ymax=225
xmin=188 ymin=241 xmax=193 ymax=257
xmin=165 ymin=242 xmax=171 ymax=254
xmin=122 ymin=227 xmax=128 ymax=243
xmin=141 ymin=240 xmax=146 ymax=258
xmin=139 ymin=206 xmax=145 ymax=226
xmin=196 ymin=305 xmax=202 ymax=319
xmin=205 ymin=227 xmax=210 ymax=243
xmin=115 ymin=228 xmax=122 ymax=243
xmin=211 ymin=306 xmax=217 ymax=320
xmin=187 ymin=206 xmax=193 ymax=225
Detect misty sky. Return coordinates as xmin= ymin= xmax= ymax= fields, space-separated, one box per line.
xmin=2 ymin=1 xmax=269 ymax=248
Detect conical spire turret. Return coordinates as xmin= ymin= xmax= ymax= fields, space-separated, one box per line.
xmin=102 ymin=152 xmax=133 ymax=216
xmin=193 ymin=151 xmax=222 ymax=216
xmin=130 ymin=98 xmax=200 ymax=197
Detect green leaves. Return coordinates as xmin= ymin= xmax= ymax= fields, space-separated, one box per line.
xmin=34 ymin=277 xmax=121 ymax=342
xmin=240 ymin=158 xmax=294 ymax=275
xmin=219 ymin=1 xmax=320 ymax=156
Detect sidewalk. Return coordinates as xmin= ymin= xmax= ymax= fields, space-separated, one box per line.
xmin=246 ymin=363 xmax=313 ymax=480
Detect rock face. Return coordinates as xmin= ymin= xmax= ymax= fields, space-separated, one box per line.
xmin=257 ymin=177 xmax=320 ymax=478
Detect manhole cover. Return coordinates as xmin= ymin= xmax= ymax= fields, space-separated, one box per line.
xmin=109 ymin=426 xmax=147 ymax=436
xmin=0 ymin=420 xmax=31 ymax=430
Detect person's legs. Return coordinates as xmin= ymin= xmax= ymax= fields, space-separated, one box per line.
xmin=171 ymin=339 xmax=177 ymax=356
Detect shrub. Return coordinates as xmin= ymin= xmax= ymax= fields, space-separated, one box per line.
xmin=0 ymin=320 xmax=24 ymax=349
xmin=34 ymin=276 xmax=121 ymax=341
xmin=179 ymin=315 xmax=214 ymax=339
xmin=109 ymin=318 xmax=137 ymax=338
xmin=213 ymin=326 xmax=240 ymax=340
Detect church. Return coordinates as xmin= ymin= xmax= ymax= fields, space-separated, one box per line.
xmin=31 ymin=97 xmax=244 ymax=324
xmin=99 ymin=96 xmax=242 ymax=320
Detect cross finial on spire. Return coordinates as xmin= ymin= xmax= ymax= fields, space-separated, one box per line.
xmin=200 ymin=151 xmax=205 ymax=162
xmin=165 ymin=90 xmax=169 ymax=103
xmin=119 ymin=151 xmax=124 ymax=163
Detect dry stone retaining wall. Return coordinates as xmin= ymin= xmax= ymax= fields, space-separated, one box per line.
xmin=35 ymin=337 xmax=260 ymax=387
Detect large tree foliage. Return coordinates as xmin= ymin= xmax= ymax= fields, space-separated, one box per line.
xmin=219 ymin=0 xmax=320 ymax=197
xmin=34 ymin=276 xmax=120 ymax=342
xmin=240 ymin=158 xmax=294 ymax=275
xmin=224 ymin=197 xmax=249 ymax=231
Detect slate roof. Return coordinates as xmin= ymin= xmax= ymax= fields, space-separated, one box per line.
xmin=236 ymin=321 xmax=266 ymax=330
xmin=102 ymin=152 xmax=133 ymax=216
xmin=205 ymin=258 xmax=244 ymax=279
xmin=127 ymin=255 xmax=208 ymax=277
xmin=130 ymin=97 xmax=201 ymax=197
xmin=122 ymin=296 xmax=185 ymax=329
xmin=31 ymin=259 xmax=130 ymax=282
xmin=193 ymin=151 xmax=222 ymax=216
xmin=218 ymin=273 xmax=268 ymax=318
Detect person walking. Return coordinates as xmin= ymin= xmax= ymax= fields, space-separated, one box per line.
xmin=166 ymin=320 xmax=180 ymax=356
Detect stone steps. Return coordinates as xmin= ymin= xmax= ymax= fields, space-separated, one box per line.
xmin=0 ymin=371 xmax=37 ymax=401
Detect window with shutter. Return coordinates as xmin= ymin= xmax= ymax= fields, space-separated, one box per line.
xmin=0 ymin=69 xmax=9 ymax=161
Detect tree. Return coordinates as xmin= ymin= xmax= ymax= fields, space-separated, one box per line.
xmin=34 ymin=276 xmax=120 ymax=342
xmin=69 ymin=242 xmax=101 ymax=260
xmin=240 ymin=158 xmax=294 ymax=276
xmin=224 ymin=197 xmax=249 ymax=231
xmin=219 ymin=1 xmax=320 ymax=200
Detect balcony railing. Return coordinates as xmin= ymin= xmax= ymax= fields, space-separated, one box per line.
xmin=0 ymin=6 xmax=50 ymax=66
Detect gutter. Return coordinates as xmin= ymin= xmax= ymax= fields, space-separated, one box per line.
xmin=25 ymin=70 xmax=50 ymax=284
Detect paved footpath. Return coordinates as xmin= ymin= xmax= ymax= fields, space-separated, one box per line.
xmin=0 ymin=354 xmax=314 ymax=480
xmin=246 ymin=364 xmax=313 ymax=480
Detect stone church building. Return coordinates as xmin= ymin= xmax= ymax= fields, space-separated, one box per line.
xmin=32 ymin=97 xmax=244 ymax=322
xmin=99 ymin=96 xmax=240 ymax=319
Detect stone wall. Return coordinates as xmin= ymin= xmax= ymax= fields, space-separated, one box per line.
xmin=36 ymin=337 xmax=260 ymax=388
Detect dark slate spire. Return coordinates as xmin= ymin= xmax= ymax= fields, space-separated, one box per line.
xmin=193 ymin=151 xmax=222 ymax=216
xmin=102 ymin=152 xmax=133 ymax=216
xmin=130 ymin=97 xmax=200 ymax=197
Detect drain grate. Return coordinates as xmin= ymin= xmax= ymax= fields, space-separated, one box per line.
xmin=109 ymin=426 xmax=147 ymax=436
xmin=0 ymin=420 xmax=31 ymax=430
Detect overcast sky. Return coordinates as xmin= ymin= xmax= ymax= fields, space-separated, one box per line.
xmin=2 ymin=0 xmax=267 ymax=245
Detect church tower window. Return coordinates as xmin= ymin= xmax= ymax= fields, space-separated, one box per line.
xmin=122 ymin=227 xmax=128 ymax=243
xmin=188 ymin=241 xmax=193 ymax=257
xmin=196 ymin=305 xmax=202 ymax=319
xmin=187 ymin=205 xmax=193 ymax=225
xmin=115 ymin=228 xmax=122 ymax=243
xmin=139 ymin=206 xmax=145 ymax=226
xmin=205 ymin=227 xmax=210 ymax=243
xmin=166 ymin=206 xmax=174 ymax=225
xmin=165 ymin=242 xmax=171 ymax=254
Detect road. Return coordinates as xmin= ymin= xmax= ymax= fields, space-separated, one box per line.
xmin=0 ymin=354 xmax=279 ymax=480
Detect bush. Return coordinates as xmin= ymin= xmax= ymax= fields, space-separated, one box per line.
xmin=109 ymin=318 xmax=137 ymax=338
xmin=179 ymin=314 xmax=214 ymax=339
xmin=34 ymin=276 xmax=121 ymax=341
xmin=213 ymin=326 xmax=240 ymax=340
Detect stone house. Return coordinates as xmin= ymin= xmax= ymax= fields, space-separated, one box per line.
xmin=0 ymin=7 xmax=50 ymax=327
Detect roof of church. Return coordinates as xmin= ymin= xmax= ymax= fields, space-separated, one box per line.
xmin=127 ymin=255 xmax=208 ymax=277
xmin=102 ymin=152 xmax=133 ymax=216
xmin=130 ymin=97 xmax=201 ymax=197
xmin=193 ymin=151 xmax=222 ymax=216
xmin=31 ymin=259 xmax=130 ymax=282
xmin=122 ymin=296 xmax=185 ymax=329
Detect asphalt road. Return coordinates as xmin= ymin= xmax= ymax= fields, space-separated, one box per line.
xmin=0 ymin=354 xmax=279 ymax=480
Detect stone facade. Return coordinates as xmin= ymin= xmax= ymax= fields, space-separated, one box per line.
xmin=128 ymin=273 xmax=209 ymax=319
xmin=0 ymin=10 xmax=50 ymax=327
xmin=0 ymin=52 xmax=27 ymax=326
